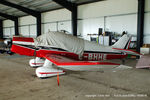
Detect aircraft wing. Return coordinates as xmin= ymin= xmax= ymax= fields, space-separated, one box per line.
xmin=42 ymin=54 xmax=120 ymax=71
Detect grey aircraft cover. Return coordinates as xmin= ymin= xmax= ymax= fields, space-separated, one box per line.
xmin=34 ymin=31 xmax=84 ymax=56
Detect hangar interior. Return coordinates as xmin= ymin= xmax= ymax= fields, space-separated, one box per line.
xmin=0 ymin=0 xmax=150 ymax=100
xmin=1 ymin=0 xmax=150 ymax=42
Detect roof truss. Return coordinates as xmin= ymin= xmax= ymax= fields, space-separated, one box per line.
xmin=0 ymin=0 xmax=40 ymax=17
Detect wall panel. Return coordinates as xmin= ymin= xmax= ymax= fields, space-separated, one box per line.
xmin=19 ymin=26 xmax=29 ymax=37
xmin=144 ymin=12 xmax=150 ymax=44
xmin=29 ymin=25 xmax=37 ymax=37
xmin=106 ymin=14 xmax=137 ymax=35
xmin=43 ymin=23 xmax=57 ymax=34
xmin=58 ymin=21 xmax=72 ymax=33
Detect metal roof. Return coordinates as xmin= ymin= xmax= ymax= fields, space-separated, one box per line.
xmin=0 ymin=0 xmax=104 ymax=20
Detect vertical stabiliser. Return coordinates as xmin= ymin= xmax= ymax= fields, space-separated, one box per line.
xmin=112 ymin=34 xmax=132 ymax=49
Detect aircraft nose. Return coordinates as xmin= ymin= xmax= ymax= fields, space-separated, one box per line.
xmin=4 ymin=39 xmax=12 ymax=46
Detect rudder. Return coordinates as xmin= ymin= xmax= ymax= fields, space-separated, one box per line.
xmin=112 ymin=34 xmax=132 ymax=49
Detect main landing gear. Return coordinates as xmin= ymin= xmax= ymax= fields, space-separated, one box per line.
xmin=36 ymin=59 xmax=65 ymax=78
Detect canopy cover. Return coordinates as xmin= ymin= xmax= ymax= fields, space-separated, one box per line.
xmin=34 ymin=31 xmax=84 ymax=56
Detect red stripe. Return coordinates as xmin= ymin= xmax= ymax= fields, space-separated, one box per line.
xmin=127 ymin=38 xmax=131 ymax=49
xmin=45 ymin=55 xmax=120 ymax=66
xmin=55 ymin=62 xmax=120 ymax=66
xmin=112 ymin=48 xmax=141 ymax=55
xmin=37 ymin=49 xmax=79 ymax=60
xmin=13 ymin=37 xmax=34 ymax=42
xmin=39 ymin=72 xmax=65 ymax=74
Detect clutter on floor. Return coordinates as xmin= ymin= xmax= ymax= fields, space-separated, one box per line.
xmin=136 ymin=54 xmax=150 ymax=69
xmin=140 ymin=44 xmax=150 ymax=54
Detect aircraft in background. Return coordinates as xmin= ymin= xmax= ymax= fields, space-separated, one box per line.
xmin=0 ymin=38 xmax=13 ymax=55
xmin=10 ymin=31 xmax=141 ymax=79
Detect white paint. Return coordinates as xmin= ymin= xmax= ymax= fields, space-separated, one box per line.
xmin=144 ymin=13 xmax=150 ymax=35
xmin=106 ymin=14 xmax=137 ymax=35
xmin=19 ymin=26 xmax=29 ymax=37
xmin=10 ymin=27 xmax=15 ymax=36
xmin=78 ymin=0 xmax=137 ymax=19
xmin=144 ymin=0 xmax=150 ymax=43
xmin=144 ymin=36 xmax=150 ymax=44
xmin=3 ymin=28 xmax=11 ymax=38
xmin=42 ymin=9 xmax=71 ymax=34
xmin=145 ymin=0 xmax=150 ymax=12
xmin=77 ymin=0 xmax=138 ymax=37
xmin=36 ymin=59 xmax=65 ymax=78
xmin=3 ymin=16 xmax=36 ymax=37
xmin=3 ymin=20 xmax=14 ymax=27
xmin=58 ymin=65 xmax=119 ymax=71
xmin=29 ymin=25 xmax=37 ymax=37
xmin=18 ymin=16 xmax=36 ymax=37
xmin=19 ymin=16 xmax=36 ymax=25
xmin=18 ymin=25 xmax=37 ymax=37
xmin=13 ymin=41 xmax=34 ymax=45
xmin=79 ymin=17 xmax=104 ymax=39
xmin=58 ymin=21 xmax=72 ymax=33
xmin=29 ymin=57 xmax=44 ymax=68
xmin=42 ymin=9 xmax=71 ymax=23
xmin=43 ymin=23 xmax=57 ymax=34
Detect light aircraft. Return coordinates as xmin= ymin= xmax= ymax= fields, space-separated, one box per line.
xmin=11 ymin=31 xmax=140 ymax=81
xmin=0 ymin=38 xmax=13 ymax=55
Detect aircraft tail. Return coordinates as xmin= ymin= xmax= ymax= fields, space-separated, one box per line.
xmin=11 ymin=36 xmax=35 ymax=56
xmin=112 ymin=34 xmax=132 ymax=49
xmin=12 ymin=36 xmax=34 ymax=45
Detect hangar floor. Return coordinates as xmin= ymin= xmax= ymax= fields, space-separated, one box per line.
xmin=0 ymin=54 xmax=150 ymax=100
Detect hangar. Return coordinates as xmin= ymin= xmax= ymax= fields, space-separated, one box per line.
xmin=0 ymin=0 xmax=150 ymax=99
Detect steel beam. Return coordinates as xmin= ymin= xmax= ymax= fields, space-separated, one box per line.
xmin=136 ymin=0 xmax=145 ymax=53
xmin=52 ymin=0 xmax=77 ymax=36
xmin=14 ymin=18 xmax=19 ymax=36
xmin=0 ymin=12 xmax=19 ymax=36
xmin=0 ymin=20 xmax=3 ymax=39
xmin=0 ymin=0 xmax=41 ymax=36
xmin=52 ymin=0 xmax=73 ymax=11
xmin=36 ymin=14 xmax=41 ymax=36
xmin=0 ymin=12 xmax=17 ymax=20
xmin=0 ymin=0 xmax=40 ymax=17
xmin=77 ymin=0 xmax=105 ymax=5
xmin=72 ymin=6 xmax=77 ymax=36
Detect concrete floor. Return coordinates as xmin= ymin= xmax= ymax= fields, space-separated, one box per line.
xmin=0 ymin=54 xmax=150 ymax=100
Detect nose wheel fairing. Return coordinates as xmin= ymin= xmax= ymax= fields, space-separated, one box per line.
xmin=29 ymin=57 xmax=44 ymax=68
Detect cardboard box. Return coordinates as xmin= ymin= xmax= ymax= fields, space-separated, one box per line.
xmin=140 ymin=48 xmax=150 ymax=54
xmin=143 ymin=44 xmax=150 ymax=48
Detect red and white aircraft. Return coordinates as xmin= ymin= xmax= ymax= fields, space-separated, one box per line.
xmin=11 ymin=31 xmax=140 ymax=79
